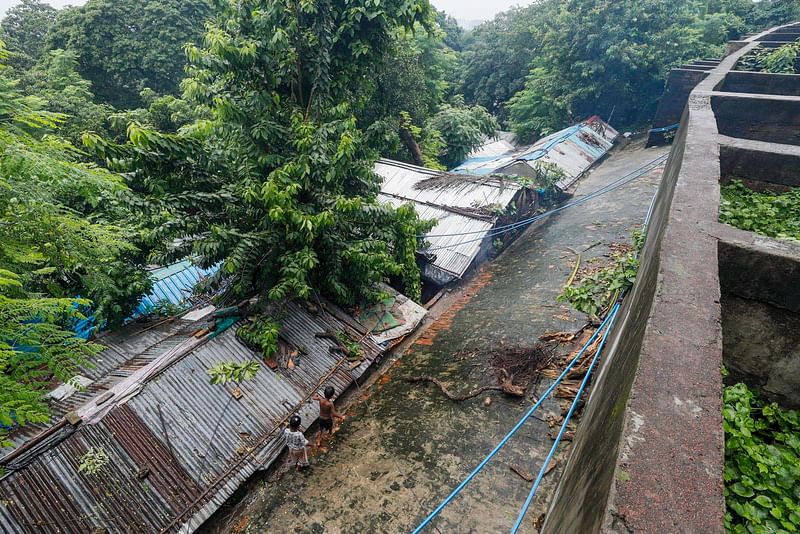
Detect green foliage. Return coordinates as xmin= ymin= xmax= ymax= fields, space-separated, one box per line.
xmin=109 ymin=88 xmax=204 ymax=137
xmin=458 ymin=6 xmax=539 ymax=123
xmin=237 ymin=315 xmax=280 ymax=358
xmin=151 ymin=299 xmax=188 ymax=318
xmin=461 ymin=0 xmax=795 ymax=140
xmin=86 ymin=0 xmax=433 ymax=310
xmin=1 ymin=44 xmax=149 ymax=326
xmin=336 ymin=331 xmax=364 ymax=361
xmin=207 ymin=360 xmax=261 ymax=385
xmin=46 ymin=0 xmax=214 ymax=108
xmin=720 ymin=180 xmax=800 ymax=241
xmin=723 ymin=382 xmax=800 ymax=533
xmin=358 ymin=16 xmax=459 ymax=168
xmin=25 ymin=48 xmax=114 ymax=146
xmin=435 ymin=10 xmax=463 ymax=52
xmin=531 ymin=161 xmax=567 ymax=194
xmin=0 ymin=0 xmax=57 ymax=68
xmin=0 ymin=41 xmax=149 ymax=454
xmin=507 ymin=0 xmax=725 ymax=140
xmin=737 ymin=42 xmax=800 ymax=74
xmin=558 ymin=244 xmax=640 ymax=317
xmin=428 ymin=95 xmax=498 ymax=168
xmin=0 ymin=272 xmax=103 ymax=451
xmin=78 ymin=446 xmax=110 ymax=476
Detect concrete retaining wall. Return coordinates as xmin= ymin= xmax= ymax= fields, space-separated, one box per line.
xmin=543 ymin=21 xmax=800 ymax=533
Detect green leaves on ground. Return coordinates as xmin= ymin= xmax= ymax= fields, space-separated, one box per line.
xmin=558 ymin=240 xmax=640 ymax=318
xmin=724 ymin=382 xmax=800 ymax=533
xmin=237 ymin=316 xmax=280 ymax=359
xmin=720 ymin=180 xmax=800 ymax=241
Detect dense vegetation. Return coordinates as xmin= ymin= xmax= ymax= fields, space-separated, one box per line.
xmin=457 ymin=0 xmax=800 ymax=140
xmin=720 ymin=181 xmax=800 ymax=241
xmin=738 ymin=41 xmax=800 ymax=73
xmin=723 ymin=382 xmax=800 ymax=533
xmin=0 ymin=0 xmax=797 ymax=453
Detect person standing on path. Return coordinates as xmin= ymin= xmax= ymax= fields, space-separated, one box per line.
xmin=284 ymin=415 xmax=310 ymax=470
xmin=313 ymin=386 xmax=346 ymax=447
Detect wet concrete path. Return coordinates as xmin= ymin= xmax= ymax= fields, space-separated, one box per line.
xmin=202 ymin=141 xmax=669 ymax=534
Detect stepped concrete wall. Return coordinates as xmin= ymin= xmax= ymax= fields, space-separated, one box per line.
xmin=543 ymin=22 xmax=800 ymax=533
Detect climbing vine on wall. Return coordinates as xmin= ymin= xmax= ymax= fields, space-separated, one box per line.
xmin=720 ymin=180 xmax=800 ymax=241
xmin=723 ymin=382 xmax=800 ymax=533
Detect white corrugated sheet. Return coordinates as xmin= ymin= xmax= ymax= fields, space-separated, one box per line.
xmin=452 ymin=117 xmax=619 ymax=189
xmin=375 ymin=159 xmax=522 ymax=280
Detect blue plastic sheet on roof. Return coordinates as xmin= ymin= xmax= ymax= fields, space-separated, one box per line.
xmin=66 ymin=260 xmax=220 ymax=338
xmin=132 ymin=260 xmax=219 ymax=317
xmin=518 ymin=124 xmax=583 ymax=161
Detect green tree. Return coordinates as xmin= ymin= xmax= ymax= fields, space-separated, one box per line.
xmin=428 ymin=95 xmax=498 ymax=168
xmin=359 ymin=21 xmax=458 ymax=167
xmin=435 ymin=10 xmax=464 ymax=52
xmin=0 ymin=44 xmax=149 ymax=326
xmin=26 ymin=49 xmax=113 ymax=146
xmin=0 ymin=42 xmax=146 ymax=454
xmin=507 ymin=0 xmax=716 ymax=140
xmin=458 ymin=6 xmax=541 ymax=122
xmin=108 ymin=88 xmax=204 ymax=139
xmin=46 ymin=0 xmax=214 ymax=109
xmin=0 ymin=0 xmax=58 ymax=68
xmin=86 ymin=0 xmax=435 ymax=309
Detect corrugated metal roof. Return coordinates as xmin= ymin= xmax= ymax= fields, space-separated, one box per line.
xmin=451 ymin=117 xmax=619 ymax=188
xmin=2 ymin=317 xmax=201 ymax=454
xmin=134 ymin=261 xmax=219 ymax=316
xmin=0 ymin=299 xmax=395 ymax=534
xmin=380 ymin=194 xmax=493 ymax=278
xmin=375 ymin=159 xmax=523 ymax=280
xmin=376 ymin=159 xmax=521 ymax=211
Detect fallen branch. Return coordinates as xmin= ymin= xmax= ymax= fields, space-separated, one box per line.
xmin=407 ymin=376 xmax=514 ymax=401
xmin=509 ymin=464 xmax=535 ymax=482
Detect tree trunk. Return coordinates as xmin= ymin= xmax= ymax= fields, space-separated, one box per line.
xmin=399 ymin=116 xmax=425 ymax=167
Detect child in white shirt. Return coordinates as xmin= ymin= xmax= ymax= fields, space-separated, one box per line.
xmin=284 ymin=415 xmax=309 ymax=469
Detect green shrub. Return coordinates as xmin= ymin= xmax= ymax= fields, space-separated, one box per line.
xmin=720 ymin=180 xmax=800 ymax=241
xmin=723 ymin=382 xmax=800 ymax=533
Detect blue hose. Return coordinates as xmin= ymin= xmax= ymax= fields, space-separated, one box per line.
xmin=509 ymin=301 xmax=622 ymax=533
xmin=410 ymin=310 xmax=618 ymax=534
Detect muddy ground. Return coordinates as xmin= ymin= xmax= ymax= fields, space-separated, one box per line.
xmin=201 ymin=140 xmax=670 ymax=534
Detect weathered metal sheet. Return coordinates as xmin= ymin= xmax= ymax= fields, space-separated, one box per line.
xmin=376 ymin=159 xmax=521 ymax=211
xmin=0 ymin=299 xmax=387 ymax=534
xmin=380 ymin=194 xmax=494 ymax=279
xmin=2 ymin=318 xmax=198 ymax=455
xmin=452 ymin=118 xmax=619 ymax=189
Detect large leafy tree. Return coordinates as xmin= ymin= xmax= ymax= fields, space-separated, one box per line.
xmin=460 ymin=0 xmax=797 ymax=140
xmin=0 ymin=43 xmax=146 ymax=452
xmin=0 ymin=0 xmax=58 ymax=68
xmin=87 ymin=0 xmax=435 ymax=308
xmin=46 ymin=0 xmax=214 ymax=109
xmin=458 ymin=6 xmax=541 ymax=123
xmin=507 ymin=0 xmax=717 ymax=140
xmin=25 ymin=49 xmax=114 ymax=146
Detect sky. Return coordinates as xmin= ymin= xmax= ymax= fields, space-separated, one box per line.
xmin=1 ymin=0 xmax=521 ymax=25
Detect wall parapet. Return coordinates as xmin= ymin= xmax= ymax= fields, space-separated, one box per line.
xmin=543 ymin=21 xmax=800 ymax=533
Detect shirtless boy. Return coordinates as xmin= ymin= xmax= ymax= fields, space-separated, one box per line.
xmin=313 ymin=386 xmax=345 ymax=446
